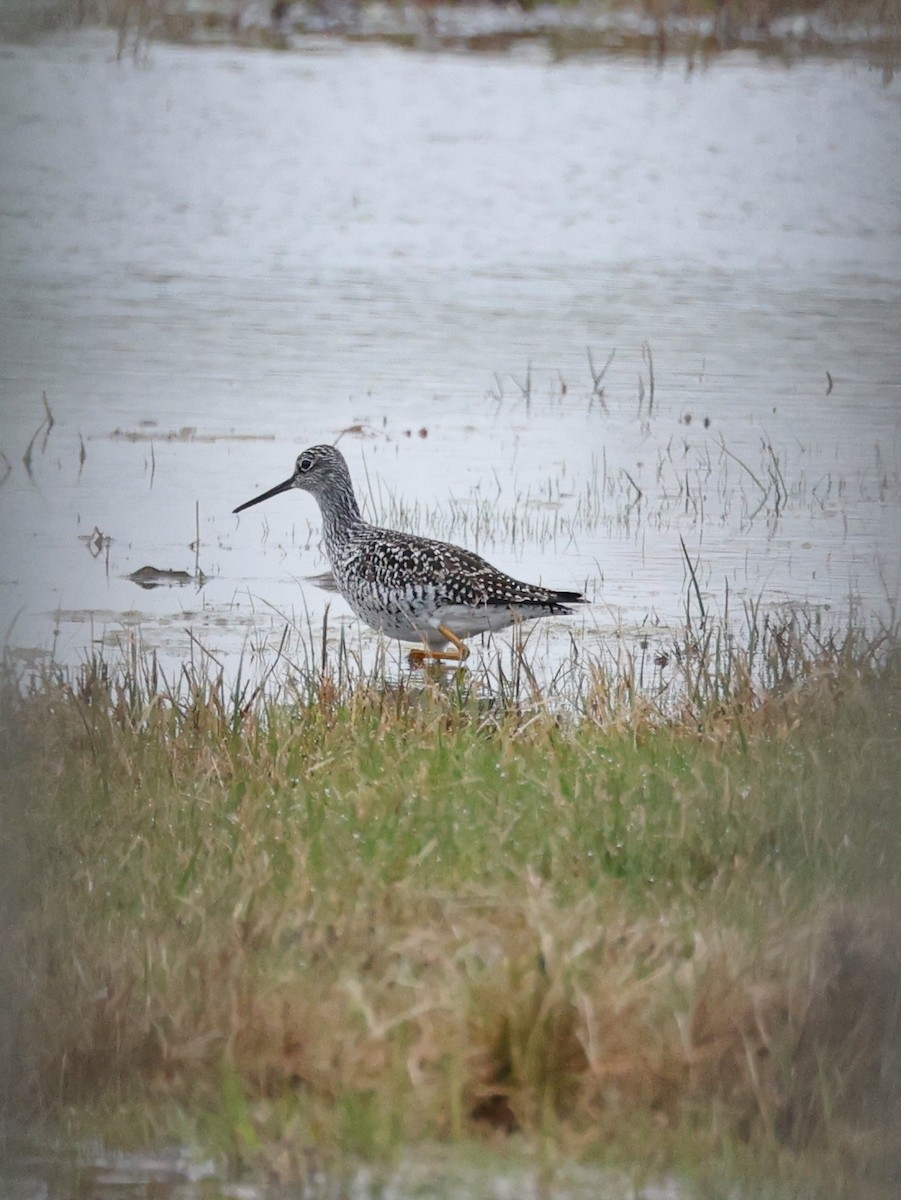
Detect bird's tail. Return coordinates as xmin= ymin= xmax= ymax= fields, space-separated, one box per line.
xmin=553 ymin=589 xmax=585 ymax=605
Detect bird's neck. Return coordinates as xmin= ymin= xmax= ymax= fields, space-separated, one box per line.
xmin=318 ymin=484 xmax=365 ymax=553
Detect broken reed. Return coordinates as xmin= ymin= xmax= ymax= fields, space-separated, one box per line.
xmin=1 ymin=620 xmax=899 ymax=1196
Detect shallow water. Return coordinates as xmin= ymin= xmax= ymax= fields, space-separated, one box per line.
xmin=1 ymin=1135 xmax=683 ymax=1200
xmin=0 ymin=30 xmax=899 ymax=684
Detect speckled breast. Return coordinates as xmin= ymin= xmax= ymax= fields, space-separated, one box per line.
xmin=339 ymin=571 xmax=444 ymax=641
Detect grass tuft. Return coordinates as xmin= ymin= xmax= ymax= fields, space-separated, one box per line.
xmin=1 ymin=624 xmax=899 ymax=1195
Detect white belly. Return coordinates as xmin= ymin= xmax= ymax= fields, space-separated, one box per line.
xmin=347 ymin=588 xmax=520 ymax=648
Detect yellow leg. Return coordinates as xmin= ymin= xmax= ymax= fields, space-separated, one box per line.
xmin=408 ymin=624 xmax=471 ymax=667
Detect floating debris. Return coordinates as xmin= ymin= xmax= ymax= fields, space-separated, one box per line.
xmin=128 ymin=566 xmax=202 ymax=589
xmin=108 ymin=428 xmax=276 ymax=443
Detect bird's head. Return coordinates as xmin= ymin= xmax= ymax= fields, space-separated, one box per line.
xmin=233 ymin=444 xmax=352 ymax=514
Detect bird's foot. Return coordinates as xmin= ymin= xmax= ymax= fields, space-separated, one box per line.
xmin=408 ymin=626 xmax=470 ymax=668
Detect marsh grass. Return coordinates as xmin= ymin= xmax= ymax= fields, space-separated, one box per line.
xmin=5 ymin=0 xmax=899 ymax=56
xmin=366 ymin=429 xmax=897 ymax=559
xmin=337 ymin=353 xmax=901 ymax=565
xmin=1 ymin=616 xmax=900 ymax=1196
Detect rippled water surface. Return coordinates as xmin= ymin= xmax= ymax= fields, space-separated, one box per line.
xmin=1 ymin=30 xmax=899 ymax=680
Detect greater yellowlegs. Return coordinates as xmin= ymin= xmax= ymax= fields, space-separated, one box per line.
xmin=234 ymin=445 xmax=584 ymax=665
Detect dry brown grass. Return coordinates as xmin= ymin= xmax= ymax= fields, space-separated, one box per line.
xmin=1 ymin=635 xmax=899 ymax=1194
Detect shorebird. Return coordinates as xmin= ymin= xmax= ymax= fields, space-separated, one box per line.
xmin=233 ymin=444 xmax=584 ymax=665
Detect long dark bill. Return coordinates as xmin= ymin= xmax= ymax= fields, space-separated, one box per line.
xmin=233 ymin=476 xmax=295 ymax=515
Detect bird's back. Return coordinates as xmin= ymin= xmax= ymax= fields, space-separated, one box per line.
xmin=330 ymin=522 xmax=582 ymax=618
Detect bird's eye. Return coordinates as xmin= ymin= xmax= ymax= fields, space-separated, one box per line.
xmin=299 ymin=456 xmax=313 ymax=473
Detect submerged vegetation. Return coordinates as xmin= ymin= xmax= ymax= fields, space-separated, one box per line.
xmin=1 ymin=613 xmax=899 ymax=1196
